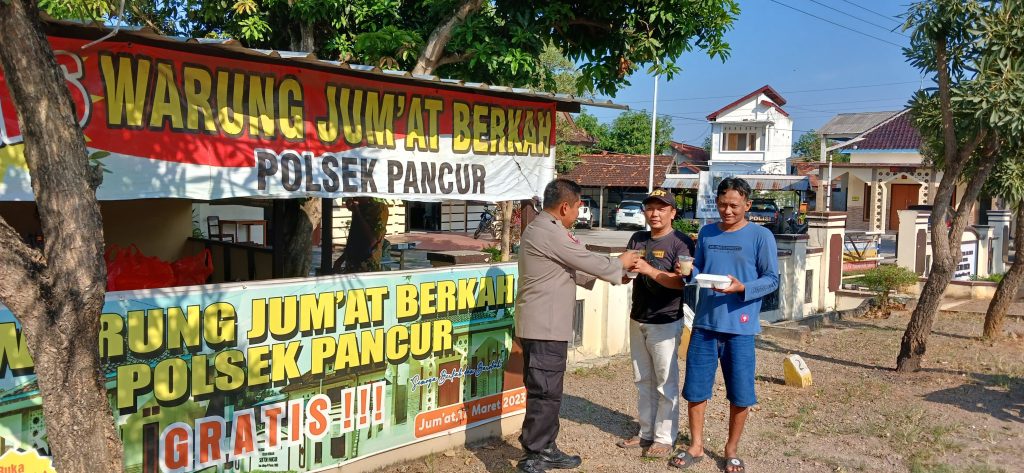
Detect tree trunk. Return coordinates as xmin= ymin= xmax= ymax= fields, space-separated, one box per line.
xmin=983 ymin=205 xmax=1024 ymax=339
xmin=412 ymin=0 xmax=483 ymax=75
xmin=299 ymin=21 xmax=316 ymax=54
xmin=896 ymin=154 xmax=996 ymax=372
xmin=279 ymin=198 xmax=320 ymax=277
xmin=0 ymin=1 xmax=123 ymax=471
xmin=500 ymin=202 xmax=513 ymax=261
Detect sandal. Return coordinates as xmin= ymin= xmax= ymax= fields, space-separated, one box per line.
xmin=668 ymin=451 xmax=705 ymax=469
xmin=616 ymin=436 xmax=652 ymax=449
xmin=725 ymin=457 xmax=746 ymax=472
xmin=643 ymin=442 xmax=673 ymax=458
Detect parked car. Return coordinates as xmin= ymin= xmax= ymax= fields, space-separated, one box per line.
xmin=615 ymin=200 xmax=645 ymax=229
xmin=748 ymin=198 xmax=781 ymax=232
xmin=577 ymin=197 xmax=596 ymax=228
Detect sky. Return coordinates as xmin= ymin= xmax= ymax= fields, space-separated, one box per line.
xmin=585 ymin=0 xmax=924 ymax=147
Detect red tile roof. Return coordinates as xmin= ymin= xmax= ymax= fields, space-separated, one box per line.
xmin=793 ymin=161 xmax=821 ymax=188
xmin=560 ymin=153 xmax=675 ymax=187
xmin=706 ymin=85 xmax=787 ymax=121
xmin=669 ymin=141 xmax=710 ymax=162
xmin=760 ymin=100 xmax=790 ymax=117
xmin=847 ymin=109 xmax=922 ymax=150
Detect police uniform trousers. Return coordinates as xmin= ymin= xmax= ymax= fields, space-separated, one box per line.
xmin=518 ymin=338 xmax=568 ymax=453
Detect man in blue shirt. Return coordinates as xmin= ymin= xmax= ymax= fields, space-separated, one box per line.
xmin=669 ymin=177 xmax=779 ymax=473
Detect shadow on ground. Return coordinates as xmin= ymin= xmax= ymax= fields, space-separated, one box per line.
xmin=923 ymin=373 xmax=1024 ymax=423
xmin=467 ymin=438 xmax=523 ymax=473
xmin=561 ymin=394 xmax=637 ymax=439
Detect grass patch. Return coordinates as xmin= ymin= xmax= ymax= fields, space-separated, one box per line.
xmin=985 ymin=373 xmax=1020 ymax=390
xmin=863 ymin=407 xmax=962 ymax=471
xmin=786 ymin=404 xmax=817 ymax=434
xmin=909 ymin=461 xmax=1003 ymax=473
xmin=571 ymin=364 xmax=617 ymax=379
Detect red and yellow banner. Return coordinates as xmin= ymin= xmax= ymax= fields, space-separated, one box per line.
xmin=0 ymin=35 xmax=556 ymax=201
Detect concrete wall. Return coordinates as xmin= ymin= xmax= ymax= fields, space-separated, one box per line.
xmin=908 ymin=278 xmax=997 ymax=300
xmin=0 ymin=200 xmax=193 ymax=261
xmin=569 ymin=277 xmax=632 ymax=363
xmin=102 ymin=200 xmax=194 ymax=261
xmin=845 ymin=174 xmax=870 ymax=231
xmin=192 ymin=203 xmax=265 ymax=243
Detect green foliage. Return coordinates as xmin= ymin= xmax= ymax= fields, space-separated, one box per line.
xmin=793 ymin=129 xmax=848 ymax=163
xmin=984 ymin=152 xmax=1024 ymax=207
xmin=38 ymin=0 xmax=111 ymax=21
xmin=672 ymin=218 xmax=698 ymax=235
xmin=536 ymin=43 xmax=583 ymax=96
xmin=356 ymin=25 xmax=424 ymax=69
xmin=701 ymin=136 xmax=711 ymax=153
xmin=598 ymin=110 xmax=674 ymax=155
xmin=88 ymin=150 xmax=112 ymax=174
xmin=905 ymin=1 xmax=1024 ymax=170
xmin=861 ymin=265 xmax=919 ymax=315
xmin=191 ymin=209 xmax=206 ymax=238
xmin=78 ymin=0 xmax=738 ymax=97
xmin=970 ymin=273 xmax=1003 ymax=283
xmin=480 ymin=245 xmax=501 ymax=262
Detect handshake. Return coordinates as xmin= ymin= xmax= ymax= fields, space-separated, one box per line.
xmin=617 ymin=250 xmax=695 ymax=279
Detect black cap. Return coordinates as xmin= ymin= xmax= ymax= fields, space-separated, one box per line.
xmin=643 ymin=188 xmax=676 ymax=207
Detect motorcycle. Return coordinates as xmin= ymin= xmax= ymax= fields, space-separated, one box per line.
xmin=785 ymin=216 xmax=809 ymax=234
xmin=474 ymin=205 xmax=500 ymax=239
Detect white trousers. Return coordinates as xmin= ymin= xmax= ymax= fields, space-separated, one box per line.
xmin=629 ymin=318 xmax=683 ymax=445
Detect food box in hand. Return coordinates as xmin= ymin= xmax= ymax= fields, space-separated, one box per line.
xmin=695 ymin=274 xmax=731 ymax=290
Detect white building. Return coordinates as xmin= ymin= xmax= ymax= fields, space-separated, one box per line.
xmin=706 ymin=85 xmax=792 ymax=175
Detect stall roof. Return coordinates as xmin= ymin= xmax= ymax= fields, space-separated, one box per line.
xmin=662 ymin=174 xmax=700 ymax=189
xmin=661 ymin=174 xmax=810 ymax=191
xmin=42 ymin=17 xmax=626 ymax=113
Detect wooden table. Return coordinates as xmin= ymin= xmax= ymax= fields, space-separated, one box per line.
xmin=219 ymin=219 xmax=268 ymax=246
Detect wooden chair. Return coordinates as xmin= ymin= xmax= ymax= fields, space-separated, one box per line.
xmin=206 ymin=216 xmax=234 ymax=242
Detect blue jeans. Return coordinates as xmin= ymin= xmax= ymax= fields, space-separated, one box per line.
xmin=682 ymin=328 xmax=757 ymax=407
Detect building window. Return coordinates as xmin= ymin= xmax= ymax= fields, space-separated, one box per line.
xmin=723 ymin=132 xmax=761 ymax=151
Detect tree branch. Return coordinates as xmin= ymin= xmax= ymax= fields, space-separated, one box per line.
xmin=128 ymin=4 xmax=166 ymax=36
xmin=567 ymin=18 xmax=613 ymax=31
xmin=412 ymin=0 xmax=483 ymax=75
xmin=948 ymin=136 xmax=999 ymax=241
xmin=0 ymin=217 xmax=49 ymax=331
xmin=934 ymin=36 xmax=958 ymax=165
xmin=436 ymin=52 xmax=473 ymax=68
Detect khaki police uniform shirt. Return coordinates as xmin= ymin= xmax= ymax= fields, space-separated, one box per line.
xmin=515 ymin=211 xmax=624 ymax=342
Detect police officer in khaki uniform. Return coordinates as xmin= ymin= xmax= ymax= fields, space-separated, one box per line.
xmin=515 ymin=178 xmax=641 ymax=473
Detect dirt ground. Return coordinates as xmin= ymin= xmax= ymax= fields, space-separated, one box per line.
xmin=376 ymin=311 xmax=1024 ymax=473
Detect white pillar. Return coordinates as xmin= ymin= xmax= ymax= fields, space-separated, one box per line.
xmin=775 ymin=234 xmax=809 ymax=321
xmin=807 ymin=212 xmax=847 ymax=312
xmin=896 ymin=209 xmax=919 ymax=273
xmin=988 ymin=209 xmax=1012 ymax=274
xmin=973 ymin=225 xmax=993 ymax=277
